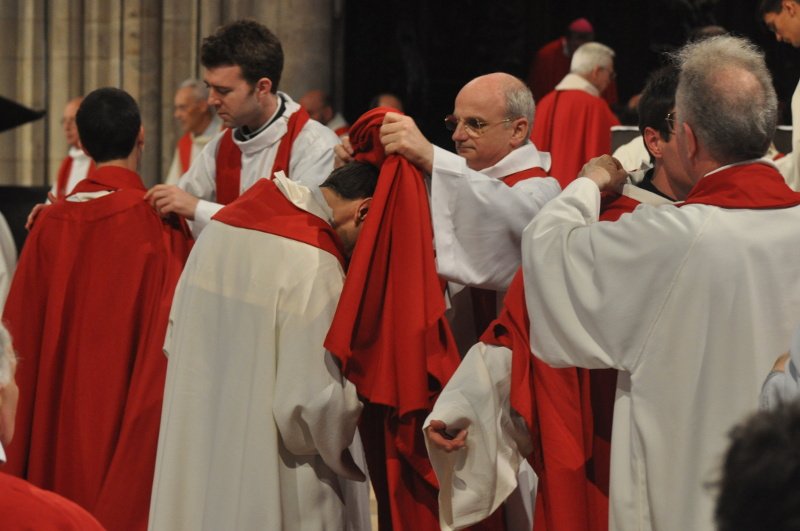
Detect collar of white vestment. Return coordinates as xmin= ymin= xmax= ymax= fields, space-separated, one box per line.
xmin=481 ymin=142 xmax=552 ymax=181
xmin=555 ymin=73 xmax=600 ymax=97
xmin=68 ymin=146 xmax=89 ymax=161
xmin=0 ymin=441 xmax=6 ymax=464
xmin=231 ymin=92 xmax=302 ymax=156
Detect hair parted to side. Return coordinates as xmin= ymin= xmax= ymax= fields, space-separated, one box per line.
xmin=76 ymin=88 xmax=141 ymax=163
xmin=638 ymin=65 xmax=680 ymax=142
xmin=0 ymin=323 xmax=17 ymax=387
xmin=179 ymin=78 xmax=209 ymax=101
xmin=320 ymin=162 xmax=379 ymax=201
xmin=715 ymin=399 xmax=800 ymax=531
xmin=570 ymin=42 xmax=615 ymax=75
xmin=200 ymin=19 xmax=283 ymax=92
xmin=503 ymin=75 xmax=536 ymax=138
xmin=673 ymin=35 xmax=777 ymax=164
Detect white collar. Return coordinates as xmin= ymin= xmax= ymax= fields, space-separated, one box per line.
xmin=0 ymin=440 xmax=6 ymax=464
xmin=703 ymin=158 xmax=777 ymax=179
xmin=68 ymin=146 xmax=89 ymax=160
xmin=555 ymin=73 xmax=600 ymax=97
xmin=480 ymin=143 xmax=552 ymax=180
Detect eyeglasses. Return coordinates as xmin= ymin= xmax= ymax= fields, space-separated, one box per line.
xmin=444 ymin=114 xmax=514 ymax=137
xmin=665 ymin=111 xmax=676 ymax=133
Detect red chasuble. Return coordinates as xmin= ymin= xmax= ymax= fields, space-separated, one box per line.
xmin=2 ymin=166 xmax=192 ymax=531
xmin=214 ymin=106 xmax=310 ymax=205
xmin=479 ymin=192 xmax=639 ymax=531
xmin=324 ymin=107 xmax=467 ymax=530
xmin=55 ymin=155 xmax=96 ymax=198
xmin=532 ymin=89 xmax=620 ymax=189
xmin=212 ymin=177 xmax=345 ymax=267
xmin=0 ymin=471 xmax=106 ymax=530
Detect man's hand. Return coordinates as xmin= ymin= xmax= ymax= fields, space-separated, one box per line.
xmin=580 ymin=154 xmax=627 ymax=193
xmin=380 ymin=112 xmax=434 ymax=174
xmin=25 ymin=192 xmax=57 ymax=230
xmin=425 ymin=419 xmax=467 ymax=453
xmin=334 ymin=136 xmax=354 ymax=169
xmin=144 ymin=185 xmax=199 ymax=220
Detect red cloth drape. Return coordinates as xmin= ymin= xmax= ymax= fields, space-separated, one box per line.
xmin=324 ymin=107 xmax=463 ymax=530
xmin=177 ymin=131 xmax=193 ymax=173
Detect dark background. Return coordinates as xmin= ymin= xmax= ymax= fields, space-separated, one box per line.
xmin=343 ymin=0 xmax=800 ymax=150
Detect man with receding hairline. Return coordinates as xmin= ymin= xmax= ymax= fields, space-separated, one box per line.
xmin=164 ymin=79 xmax=223 ymax=185
xmin=532 ymin=42 xmax=620 ymax=188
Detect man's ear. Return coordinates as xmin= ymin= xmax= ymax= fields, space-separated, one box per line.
xmin=255 ymin=77 xmax=273 ymax=98
xmin=509 ymin=118 xmax=529 ymax=148
xmin=682 ymin=121 xmax=698 ymax=161
xmin=642 ymin=126 xmax=662 ymax=159
xmin=785 ymin=0 xmax=797 ymax=17
xmin=355 ymin=197 xmax=372 ymax=226
xmin=137 ymin=125 xmax=145 ymax=147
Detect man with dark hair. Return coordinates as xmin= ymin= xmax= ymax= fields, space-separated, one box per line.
xmin=760 ymin=0 xmax=800 ymax=191
xmin=521 ymin=35 xmax=800 ymax=530
xmin=149 ymin=164 xmax=376 ymax=530
xmin=145 ymin=19 xmax=339 ymax=237
xmin=3 ymin=87 xmax=192 ymax=531
xmin=715 ymin=399 xmax=800 ymax=531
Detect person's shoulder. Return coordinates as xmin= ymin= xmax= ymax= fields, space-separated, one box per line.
xmin=298 ymin=117 xmax=340 ymax=147
xmin=0 ymin=473 xmax=105 ymax=530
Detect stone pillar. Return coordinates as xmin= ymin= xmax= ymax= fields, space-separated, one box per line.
xmin=0 ymin=1 xmax=21 ymax=185
xmin=256 ymin=0 xmax=335 ymax=102
xmin=48 ymin=0 xmax=87 ymax=183
xmin=122 ymin=0 xmax=163 ymax=186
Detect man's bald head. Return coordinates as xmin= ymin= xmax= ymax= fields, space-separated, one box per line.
xmin=450 ymin=73 xmax=533 ymax=170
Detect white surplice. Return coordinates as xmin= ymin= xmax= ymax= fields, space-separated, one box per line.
xmin=178 ymin=92 xmax=339 ymax=236
xmin=149 ymin=177 xmax=369 ymax=531
xmin=521 ymin=171 xmax=800 ymax=531
xmin=431 ymin=143 xmax=561 ymax=291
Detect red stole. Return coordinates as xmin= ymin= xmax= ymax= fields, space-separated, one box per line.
xmin=212 ymin=178 xmax=345 ymax=268
xmin=479 ymin=193 xmax=641 ymax=531
xmin=324 ymin=107 xmax=464 ymax=530
xmin=55 ymin=155 xmax=96 ymax=198
xmin=334 ymin=124 xmax=349 ymax=137
xmin=680 ymin=162 xmax=800 ymax=209
xmin=69 ymin=165 xmax=145 ymax=195
xmin=177 ymin=132 xmax=193 ymax=173
xmin=214 ymin=106 xmax=311 ymax=205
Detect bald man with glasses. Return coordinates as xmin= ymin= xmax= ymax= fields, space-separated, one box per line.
xmin=352 ymin=73 xmax=561 ymax=362
xmin=373 ymin=73 xmax=561 ymax=295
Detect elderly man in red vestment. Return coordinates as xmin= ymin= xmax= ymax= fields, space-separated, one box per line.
xmin=3 ymin=87 xmax=192 ymax=531
xmin=0 ymin=323 xmax=105 ymax=530
xmin=532 ymin=41 xmax=620 ymax=188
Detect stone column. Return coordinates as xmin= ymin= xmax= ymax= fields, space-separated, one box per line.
xmin=48 ymin=0 xmax=87 ymax=183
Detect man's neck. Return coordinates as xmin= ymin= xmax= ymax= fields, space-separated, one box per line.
xmin=95 ymin=153 xmax=139 ymax=173
xmin=243 ymin=92 xmax=279 ymax=132
xmin=650 ymin=165 xmax=678 ymax=201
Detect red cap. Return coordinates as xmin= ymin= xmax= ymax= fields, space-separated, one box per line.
xmin=568 ymin=18 xmax=594 ymax=34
